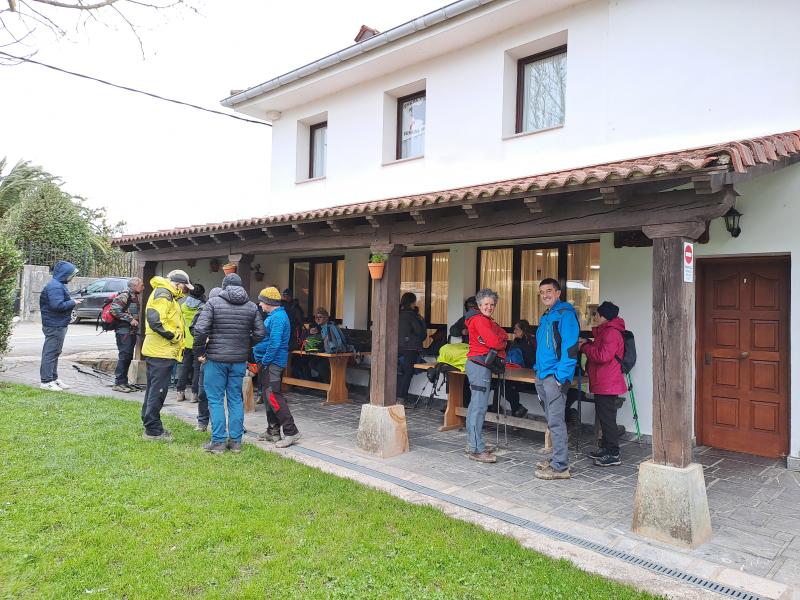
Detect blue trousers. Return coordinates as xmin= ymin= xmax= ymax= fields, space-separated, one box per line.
xmin=203 ymin=360 xmax=246 ymax=444
xmin=465 ymin=358 xmax=492 ymax=454
xmin=40 ymin=325 xmax=68 ymax=383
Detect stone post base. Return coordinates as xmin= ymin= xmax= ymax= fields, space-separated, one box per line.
xmin=632 ymin=460 xmax=712 ymax=548
xmin=127 ymin=359 xmax=148 ymax=385
xmin=356 ymin=404 xmax=409 ymax=458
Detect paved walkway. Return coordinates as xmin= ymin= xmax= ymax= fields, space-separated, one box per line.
xmin=3 ymin=354 xmax=799 ymax=600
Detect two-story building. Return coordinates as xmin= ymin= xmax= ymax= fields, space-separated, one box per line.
xmin=114 ymin=0 xmax=800 ymax=547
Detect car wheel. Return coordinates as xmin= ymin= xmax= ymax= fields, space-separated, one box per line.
xmin=69 ymin=309 xmax=80 ymax=324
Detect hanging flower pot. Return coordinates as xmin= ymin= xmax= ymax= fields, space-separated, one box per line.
xmin=254 ymin=271 xmax=265 ymax=282
xmin=368 ymin=252 xmax=387 ymax=280
xmin=209 ymin=259 xmax=221 ymax=273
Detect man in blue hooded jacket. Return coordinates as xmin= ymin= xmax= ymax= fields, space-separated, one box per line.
xmin=534 ymin=278 xmax=580 ymax=480
xmin=39 ymin=260 xmax=82 ymax=391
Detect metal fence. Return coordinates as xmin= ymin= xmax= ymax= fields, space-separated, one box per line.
xmin=19 ymin=242 xmax=142 ymax=278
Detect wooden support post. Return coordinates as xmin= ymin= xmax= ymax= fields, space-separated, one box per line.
xmin=632 ymin=220 xmax=711 ymax=548
xmin=234 ymin=254 xmax=253 ymax=296
xmin=129 ymin=260 xmax=157 ymax=385
xmin=368 ymin=244 xmax=405 ymax=406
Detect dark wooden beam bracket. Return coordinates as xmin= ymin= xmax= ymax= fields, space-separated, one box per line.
xmin=326 ymin=220 xmax=341 ymax=233
xmin=409 ymin=210 xmax=426 ymax=225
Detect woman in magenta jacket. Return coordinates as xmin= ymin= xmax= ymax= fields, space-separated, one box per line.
xmin=579 ymin=301 xmax=627 ymax=467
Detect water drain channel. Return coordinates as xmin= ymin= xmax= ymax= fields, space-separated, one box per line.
xmin=283 ymin=443 xmax=770 ymax=600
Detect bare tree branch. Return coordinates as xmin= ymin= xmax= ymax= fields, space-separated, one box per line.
xmin=31 ymin=0 xmax=118 ymax=10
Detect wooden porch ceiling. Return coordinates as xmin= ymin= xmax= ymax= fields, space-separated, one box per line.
xmin=113 ymin=130 xmax=800 ymax=259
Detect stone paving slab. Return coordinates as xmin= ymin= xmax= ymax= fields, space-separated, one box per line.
xmin=2 ymin=356 xmax=799 ymax=598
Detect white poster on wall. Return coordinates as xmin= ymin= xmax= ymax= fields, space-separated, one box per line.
xmin=683 ymin=241 xmax=694 ymax=283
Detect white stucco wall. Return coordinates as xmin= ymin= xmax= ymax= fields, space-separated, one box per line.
xmin=264 ymin=0 xmax=800 ymax=216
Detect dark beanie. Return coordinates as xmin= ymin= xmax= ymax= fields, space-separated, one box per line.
xmin=222 ymin=273 xmax=243 ymax=289
xmin=597 ymin=301 xmax=619 ymax=321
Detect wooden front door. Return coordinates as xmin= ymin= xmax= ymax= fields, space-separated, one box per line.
xmin=697 ymin=257 xmax=790 ymax=458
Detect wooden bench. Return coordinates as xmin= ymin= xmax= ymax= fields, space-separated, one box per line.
xmin=414 ymin=363 xmax=554 ymax=448
xmin=283 ymin=351 xmax=370 ymax=405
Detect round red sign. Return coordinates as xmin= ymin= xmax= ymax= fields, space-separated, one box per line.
xmin=684 ymin=244 xmax=693 ymax=265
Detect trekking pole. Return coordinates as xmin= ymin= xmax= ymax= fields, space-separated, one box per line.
xmin=495 ymin=372 xmax=508 ymax=449
xmin=626 ymin=372 xmax=642 ymax=441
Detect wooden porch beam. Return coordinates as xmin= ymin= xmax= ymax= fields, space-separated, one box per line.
xmin=461 ymin=204 xmax=482 ymax=219
xmin=291 ymin=223 xmax=306 ymax=236
xmin=409 ymin=210 xmax=426 ymax=225
xmin=261 ymin=227 xmax=275 ymax=239
xmin=209 ymin=234 xmax=222 ymax=244
xmin=326 ymin=220 xmax=341 ymax=233
xmin=234 ymin=231 xmax=247 ymax=241
xmin=188 ymin=237 xmax=199 ymax=246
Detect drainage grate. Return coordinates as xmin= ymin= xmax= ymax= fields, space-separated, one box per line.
xmin=280 ymin=443 xmax=770 ymax=600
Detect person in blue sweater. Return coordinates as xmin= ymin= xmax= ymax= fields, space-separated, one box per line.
xmin=534 ymin=278 xmax=580 ymax=480
xmin=39 ymin=260 xmax=81 ymax=391
xmin=253 ymin=286 xmax=301 ymax=448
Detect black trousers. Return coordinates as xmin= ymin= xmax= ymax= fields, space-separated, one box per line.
xmin=142 ymin=357 xmax=174 ymax=435
xmin=594 ymin=394 xmax=620 ymax=454
xmin=196 ymin=362 xmax=210 ymax=426
xmin=114 ymin=331 xmax=137 ymax=385
xmin=502 ymin=381 xmax=530 ymax=412
xmin=176 ymin=347 xmax=201 ymax=394
xmin=263 ymin=364 xmax=299 ymax=436
xmin=397 ymin=350 xmax=420 ymax=400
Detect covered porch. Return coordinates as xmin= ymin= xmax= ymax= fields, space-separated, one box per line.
xmin=115 ymin=131 xmax=800 ymax=550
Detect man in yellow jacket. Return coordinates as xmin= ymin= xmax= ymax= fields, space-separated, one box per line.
xmin=141 ymin=270 xmax=192 ymax=441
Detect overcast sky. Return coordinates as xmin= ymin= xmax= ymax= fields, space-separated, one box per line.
xmin=0 ymin=0 xmax=443 ymax=234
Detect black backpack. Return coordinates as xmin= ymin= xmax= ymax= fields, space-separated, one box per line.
xmin=614 ymin=329 xmax=637 ymax=374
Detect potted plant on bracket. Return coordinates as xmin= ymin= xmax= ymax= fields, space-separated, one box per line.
xmin=368 ymin=252 xmax=387 ymax=280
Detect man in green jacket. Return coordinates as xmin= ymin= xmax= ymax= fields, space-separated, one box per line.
xmin=176 ymin=284 xmax=205 ymax=402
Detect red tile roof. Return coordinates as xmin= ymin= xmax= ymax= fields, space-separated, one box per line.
xmin=113 ymin=130 xmax=800 ymax=246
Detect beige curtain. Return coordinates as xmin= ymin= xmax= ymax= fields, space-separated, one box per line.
xmin=401 ymin=256 xmax=427 ymax=318
xmin=520 ymin=248 xmax=559 ymax=324
xmin=479 ymin=248 xmax=512 ymax=327
xmin=430 ymin=252 xmax=449 ymax=324
xmin=567 ymin=242 xmax=600 ymax=329
xmin=335 ymin=260 xmax=345 ymax=320
xmin=313 ymin=262 xmax=333 ymax=314
xmin=292 ymin=262 xmax=310 ymax=316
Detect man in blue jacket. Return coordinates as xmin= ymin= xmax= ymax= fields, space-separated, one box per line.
xmin=253 ymin=286 xmax=301 ymax=448
xmin=39 ymin=260 xmax=82 ymax=391
xmin=534 ymin=278 xmax=580 ymax=480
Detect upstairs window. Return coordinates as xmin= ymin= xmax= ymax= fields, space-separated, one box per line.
xmin=397 ymin=91 xmax=426 ymax=159
xmin=516 ymin=45 xmax=567 ymax=134
xmin=309 ymin=121 xmax=327 ymax=178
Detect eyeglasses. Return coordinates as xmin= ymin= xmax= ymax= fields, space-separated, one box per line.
xmin=314 ymin=315 xmax=325 ymax=320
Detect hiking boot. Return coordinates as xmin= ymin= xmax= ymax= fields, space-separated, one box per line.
xmin=112 ymin=384 xmax=131 ymax=393
xmin=535 ymin=465 xmax=571 ymax=480
xmin=466 ymin=451 xmax=497 ymax=464
xmin=275 ymin=433 xmax=302 ymax=448
xmin=54 ymin=379 xmax=71 ymax=390
xmin=176 ymin=391 xmax=186 ymax=402
xmin=464 ymin=444 xmax=497 ymax=455
xmin=228 ymin=440 xmax=242 ymax=454
xmin=143 ymin=430 xmax=173 ymax=442
xmin=587 ymin=447 xmax=606 ymax=459
xmin=189 ymin=393 xmax=199 ymax=403
xmin=535 ymin=460 xmax=550 ymax=470
xmin=194 ymin=423 xmax=208 ymax=432
xmin=203 ymin=441 xmax=226 ymax=454
xmin=39 ymin=381 xmax=63 ymax=392
xmin=594 ymin=453 xmax=621 ymax=467
xmin=512 ymin=406 xmax=529 ymax=419
xmin=257 ymin=430 xmax=282 ymax=442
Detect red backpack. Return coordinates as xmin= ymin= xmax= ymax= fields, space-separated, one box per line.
xmin=97 ymin=292 xmax=130 ymax=332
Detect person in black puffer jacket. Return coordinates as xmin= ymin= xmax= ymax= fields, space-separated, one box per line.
xmin=397 ymin=292 xmax=427 ymax=403
xmin=192 ymin=274 xmax=266 ymax=453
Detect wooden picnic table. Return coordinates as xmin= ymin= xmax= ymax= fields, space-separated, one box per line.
xmin=283 ymin=351 xmax=370 ymax=405
xmin=414 ymin=363 xmax=554 ymax=449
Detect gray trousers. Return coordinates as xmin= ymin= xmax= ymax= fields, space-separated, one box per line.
xmin=535 ymin=375 xmax=571 ymax=471
xmin=40 ymin=325 xmax=68 ymax=383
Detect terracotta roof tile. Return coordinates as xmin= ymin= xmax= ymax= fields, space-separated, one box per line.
xmin=113 ymin=130 xmax=800 ymax=246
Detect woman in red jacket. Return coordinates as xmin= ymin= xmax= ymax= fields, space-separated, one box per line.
xmin=464 ymin=288 xmax=508 ymax=464
xmin=579 ymin=301 xmax=627 ymax=467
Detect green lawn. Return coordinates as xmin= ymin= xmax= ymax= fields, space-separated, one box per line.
xmin=0 ymin=384 xmax=658 ymax=599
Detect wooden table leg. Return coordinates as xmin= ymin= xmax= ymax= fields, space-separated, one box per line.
xmin=282 ymin=353 xmax=293 ymax=394
xmin=440 ymin=371 xmax=466 ymax=431
xmin=324 ymin=355 xmax=350 ymax=405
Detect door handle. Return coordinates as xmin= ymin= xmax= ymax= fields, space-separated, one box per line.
xmin=739 ymin=351 xmax=749 ymax=359
xmin=704 ymin=352 xmax=712 ymax=365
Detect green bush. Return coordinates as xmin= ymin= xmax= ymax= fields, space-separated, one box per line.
xmin=0 ymin=183 xmax=93 ymax=266
xmin=0 ymin=237 xmax=22 ymax=358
